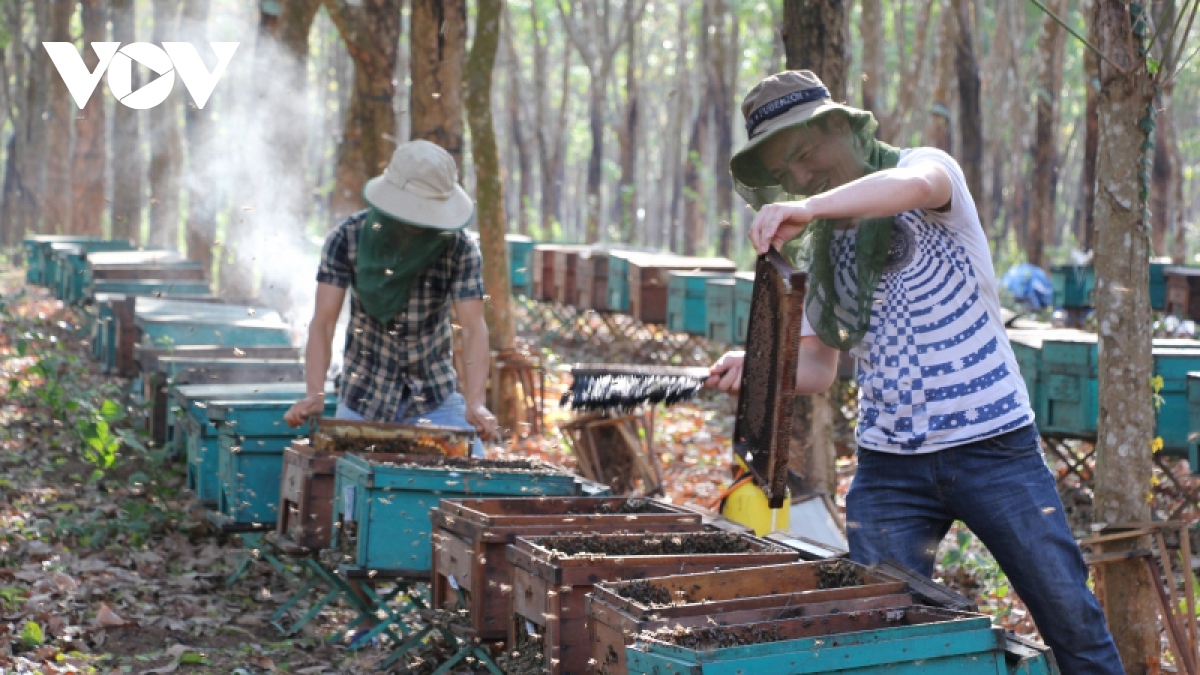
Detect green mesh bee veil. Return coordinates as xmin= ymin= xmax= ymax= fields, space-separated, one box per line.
xmin=732 ymin=109 xmax=901 ymax=351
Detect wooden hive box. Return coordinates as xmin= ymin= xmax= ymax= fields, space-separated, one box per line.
xmin=171 ymin=382 xmax=327 ymax=504
xmin=331 ymin=454 xmax=582 ymax=575
xmin=1165 ymin=265 xmax=1200 ymax=320
xmin=429 ymin=497 xmax=705 ymax=641
xmin=553 ymin=246 xmax=591 ymax=306
xmin=533 ymin=245 xmax=576 ymax=302
xmin=577 ymin=250 xmax=611 ymax=311
xmin=704 ymin=278 xmax=737 ymax=343
xmin=624 ymin=606 xmax=1011 ymax=675
xmin=587 ymin=560 xmax=909 ymax=674
xmin=210 ymin=399 xmax=335 ymax=527
xmin=278 ymin=420 xmax=473 ymax=551
xmin=507 ymin=531 xmax=799 ymax=675
xmin=665 ymin=271 xmax=734 ymax=336
xmin=629 ymin=256 xmax=736 ymax=325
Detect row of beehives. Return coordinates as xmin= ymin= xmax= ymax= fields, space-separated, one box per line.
xmin=1008 ymin=326 xmax=1200 ymax=473
xmin=507 ymin=237 xmax=757 ymax=344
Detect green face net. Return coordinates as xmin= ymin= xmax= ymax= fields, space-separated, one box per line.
xmin=734 ymin=110 xmax=901 ymax=351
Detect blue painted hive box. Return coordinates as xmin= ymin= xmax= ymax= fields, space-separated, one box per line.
xmin=704 ymin=278 xmax=738 ymax=344
xmin=174 ymin=382 xmax=334 ymax=504
xmin=54 ymin=241 xmax=142 ymax=303
xmin=92 ymin=279 xmax=212 ymax=298
xmin=625 ymin=606 xmax=1013 ymax=675
xmin=1050 ymin=264 xmax=1094 ymax=309
xmin=666 ymin=271 xmax=733 ymax=335
xmin=137 ymin=314 xmax=292 ymax=350
xmin=507 ymin=234 xmax=534 ymax=296
xmin=332 ymin=453 xmax=581 ymax=575
xmin=1187 ymin=373 xmax=1200 ymax=474
xmin=23 ymin=235 xmax=104 ymax=285
xmin=606 ymin=252 xmax=638 ymax=313
xmin=210 ymin=399 xmax=332 ymax=526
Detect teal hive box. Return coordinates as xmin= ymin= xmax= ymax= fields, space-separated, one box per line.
xmin=507 ymin=234 xmax=535 ymax=296
xmin=1005 ymin=328 xmax=1093 ymax=427
xmin=1188 ymin=373 xmax=1200 ymax=474
xmin=53 ymin=241 xmax=142 ymax=303
xmin=38 ymin=239 xmax=124 ymax=291
xmin=606 ymin=252 xmax=639 ymax=313
xmin=666 ymin=271 xmax=733 ymax=335
xmin=92 ymin=294 xmax=223 ymax=373
xmin=23 ymin=236 xmax=103 ymax=285
xmin=1150 ymin=261 xmax=1168 ymax=310
xmin=332 ymin=453 xmax=582 ymax=575
xmin=76 ymin=259 xmax=205 ymax=306
xmin=704 ymin=278 xmax=737 ymax=344
xmin=625 ymin=606 xmax=1011 ymax=675
xmin=137 ymin=315 xmax=292 ymax=350
xmin=1150 ymin=348 xmax=1200 ymax=457
xmin=93 ymin=279 xmax=212 ymax=298
xmin=1050 ymin=264 xmax=1095 ymax=309
xmin=211 ymin=399 xmax=335 ymax=525
xmin=734 ymin=271 xmax=755 ymax=344
xmin=173 ymin=382 xmax=333 ymax=504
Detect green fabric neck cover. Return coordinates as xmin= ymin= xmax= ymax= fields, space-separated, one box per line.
xmin=783 ymin=120 xmax=903 ymax=351
xmin=355 ymin=207 xmax=452 ymax=324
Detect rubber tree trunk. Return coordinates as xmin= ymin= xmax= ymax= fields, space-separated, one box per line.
xmin=925 ymin=0 xmax=956 ymax=154
xmin=953 ymin=0 xmax=983 ymax=204
xmin=43 ymin=0 xmax=73 ymax=234
xmin=71 ymin=0 xmax=107 ymax=237
xmin=1029 ymin=0 xmax=1068 ymax=270
xmin=1 ymin=0 xmax=31 ymax=245
xmin=1081 ymin=0 xmax=1100 ymax=252
xmin=110 ymin=0 xmax=143 ymax=242
xmin=614 ymin=19 xmax=639 ymax=244
xmin=859 ymin=0 xmax=884 ymax=136
xmin=781 ymin=0 xmax=848 ymax=501
xmin=410 ymin=0 xmax=466 ymax=169
xmin=148 ymin=0 xmax=183 ymax=248
xmin=709 ymin=0 xmax=735 ymax=258
xmin=466 ymin=0 xmax=519 ymax=433
xmin=1091 ymin=2 xmax=1159 ymax=672
xmin=183 ymin=0 xmax=216 ymax=271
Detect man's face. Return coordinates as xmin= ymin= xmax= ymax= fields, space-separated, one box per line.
xmin=754 ymin=116 xmax=865 ymax=196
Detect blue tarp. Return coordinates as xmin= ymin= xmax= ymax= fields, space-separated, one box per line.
xmin=1000 ymin=264 xmax=1053 ymax=309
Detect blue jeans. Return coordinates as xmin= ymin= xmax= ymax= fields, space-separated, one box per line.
xmin=335 ymin=392 xmax=485 ymax=458
xmin=846 ymin=424 xmax=1123 ymax=675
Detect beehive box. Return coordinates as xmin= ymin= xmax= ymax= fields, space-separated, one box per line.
xmin=630 ymin=256 xmax=736 ymax=325
xmin=588 ymin=560 xmax=910 ymax=675
xmin=95 ymin=295 xmax=224 ymax=373
xmin=91 ymin=278 xmax=212 ymax=299
xmin=507 ymin=532 xmax=799 ymax=675
xmin=1151 ymin=348 xmax=1200 ymax=456
xmin=1165 ymin=265 xmax=1200 ymax=320
xmin=624 ymin=606 xmax=1009 ymax=675
xmin=1050 ymin=264 xmax=1094 ymax=309
xmin=704 ymin=278 xmax=737 ymax=344
xmin=332 ymin=454 xmax=582 ymax=575
xmin=172 ymin=382 xmax=330 ymax=504
xmin=1150 ymin=261 xmax=1168 ymax=311
xmin=56 ymin=242 xmax=147 ymax=304
xmin=23 ymin=235 xmax=110 ymax=285
xmin=665 ymin=271 xmax=734 ymax=335
xmin=429 ymin=497 xmax=705 ymax=641
xmin=507 ymin=234 xmax=535 ymax=297
xmin=211 ymin=399 xmax=326 ymax=526
xmin=553 ymin=246 xmax=591 ymax=306
xmin=74 ymin=249 xmax=189 ymax=299
xmin=1189 ymin=373 xmax=1200 ymax=474
xmin=577 ymin=250 xmax=613 ymax=311
xmin=533 ymin=245 xmax=585 ymax=302
xmin=144 ymin=356 xmax=305 ymax=445
xmin=733 ymin=271 xmax=755 ymax=344
xmin=280 ymin=421 xmax=475 ymax=550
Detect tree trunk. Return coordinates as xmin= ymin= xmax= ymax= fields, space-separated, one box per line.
xmin=1149 ymin=0 xmax=1179 ymax=260
xmin=1 ymin=0 xmax=30 ymax=245
xmin=781 ymin=0 xmax=848 ymax=505
xmin=1091 ymin=2 xmax=1159 ymax=672
xmin=110 ymin=0 xmax=143 ymax=242
xmin=584 ymin=78 xmax=603 ymax=243
xmin=466 ymin=0 xmax=519 ymax=432
xmin=1029 ymin=0 xmax=1068 ymax=269
xmin=926 ymin=0 xmax=956 ymax=154
xmin=410 ymin=0 xmax=466 ymax=168
xmin=1081 ymin=0 xmax=1100 ymax=252
xmin=953 ymin=0 xmax=983 ymax=204
xmin=43 ymin=0 xmax=73 ymax=234
xmin=781 ymin=0 xmax=849 ymax=101
xmin=615 ymin=18 xmax=639 ymax=243
xmin=502 ymin=9 xmax=533 ymax=236
xmin=530 ymin=0 xmax=569 ymax=238
xmin=148 ymin=0 xmax=183 ymax=248
xmin=70 ymin=0 xmax=107 ymax=237
xmin=663 ymin=0 xmax=689 ymax=251
xmin=859 ymin=0 xmax=885 ymax=137
xmin=182 ymin=0 xmax=214 ymax=270
xmin=709 ymin=0 xmax=735 ymax=258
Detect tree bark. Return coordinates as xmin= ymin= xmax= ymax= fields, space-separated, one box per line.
xmin=530 ymin=0 xmax=570 ymax=238
xmin=781 ymin=0 xmax=848 ymax=504
xmin=1029 ymin=0 xmax=1068 ymax=269
xmin=781 ymin=0 xmax=849 ymax=101
xmin=953 ymin=0 xmax=983 ymax=204
xmin=410 ymin=0 xmax=466 ymax=169
xmin=709 ymin=0 xmax=734 ymax=258
xmin=615 ymin=17 xmax=639 ymax=243
xmin=148 ymin=0 xmax=183 ymax=248
xmin=664 ymin=0 xmax=689 ymax=251
xmin=466 ymin=0 xmax=519 ymax=432
xmin=182 ymin=0 xmax=216 ymax=272
xmin=1090 ymin=2 xmax=1159 ymax=672
xmin=1 ymin=0 xmax=31 ymax=245
xmin=926 ymin=0 xmax=956 ymax=154
xmin=502 ymin=7 xmax=533 ymax=236
xmin=110 ymin=0 xmax=143 ymax=242
xmin=859 ymin=0 xmax=885 ymax=137
xmin=43 ymin=0 xmax=73 ymax=234
xmin=1081 ymin=0 xmax=1100 ymax=251
xmin=1149 ymin=0 xmax=1179 ymax=259
xmin=70 ymin=0 xmax=107 ymax=237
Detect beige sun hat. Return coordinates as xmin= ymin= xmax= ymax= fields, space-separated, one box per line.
xmin=363 ymin=140 xmax=475 ymax=230
xmin=730 ymin=70 xmax=877 ymax=195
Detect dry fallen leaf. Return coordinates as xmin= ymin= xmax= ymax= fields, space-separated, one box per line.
xmin=96 ymin=603 xmax=134 ymax=627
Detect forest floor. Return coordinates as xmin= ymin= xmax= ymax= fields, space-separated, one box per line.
xmin=1 ymin=261 xmax=1191 ymax=673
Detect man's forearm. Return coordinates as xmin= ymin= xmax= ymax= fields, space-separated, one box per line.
xmin=462 ymin=325 xmax=490 ymax=406
xmin=805 ymin=167 xmax=945 ymax=221
xmin=305 ymin=322 xmax=335 ymax=397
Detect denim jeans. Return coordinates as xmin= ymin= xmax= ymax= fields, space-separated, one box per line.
xmin=335 ymin=391 xmax=485 ymax=458
xmin=846 ymin=424 xmax=1123 ymax=675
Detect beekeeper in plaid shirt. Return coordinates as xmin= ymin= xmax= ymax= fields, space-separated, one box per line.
xmin=284 ymin=140 xmax=497 ymax=455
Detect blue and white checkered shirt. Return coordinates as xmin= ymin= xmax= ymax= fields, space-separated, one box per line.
xmin=316 ymin=210 xmax=486 ymax=422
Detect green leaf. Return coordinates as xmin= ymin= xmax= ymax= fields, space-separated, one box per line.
xmin=100 ymin=399 xmax=124 ymax=422
xmin=179 ymin=652 xmax=208 ymax=665
xmin=16 ymin=339 xmax=28 ymax=357
xmin=1147 ymin=57 xmax=1160 ymax=75
xmin=20 ymin=620 xmax=43 ymax=647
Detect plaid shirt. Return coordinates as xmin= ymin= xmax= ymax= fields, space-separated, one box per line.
xmin=316 ymin=210 xmax=486 ymax=421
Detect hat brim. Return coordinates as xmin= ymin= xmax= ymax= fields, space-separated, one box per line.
xmin=363 ymin=176 xmax=475 ymax=230
xmin=730 ymin=100 xmax=875 ymax=191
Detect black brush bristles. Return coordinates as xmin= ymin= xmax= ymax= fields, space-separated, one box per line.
xmin=561 ymin=364 xmax=711 ymax=413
